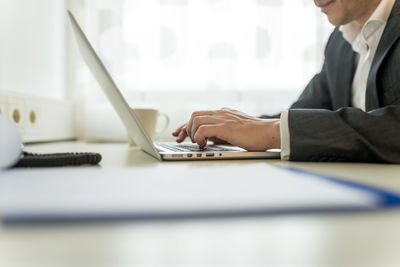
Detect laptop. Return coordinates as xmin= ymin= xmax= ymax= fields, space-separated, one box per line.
xmin=68 ymin=11 xmax=280 ymax=161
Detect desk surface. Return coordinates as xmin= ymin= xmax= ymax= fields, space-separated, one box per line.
xmin=1 ymin=142 xmax=400 ymax=267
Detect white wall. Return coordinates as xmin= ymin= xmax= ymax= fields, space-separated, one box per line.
xmin=0 ymin=0 xmax=66 ymax=99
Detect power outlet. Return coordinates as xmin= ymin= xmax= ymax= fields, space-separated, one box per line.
xmin=26 ymin=105 xmax=40 ymax=129
xmin=7 ymin=97 xmax=25 ymax=134
xmin=0 ymin=91 xmax=75 ymax=142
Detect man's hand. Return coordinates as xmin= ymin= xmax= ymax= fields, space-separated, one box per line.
xmin=172 ymin=108 xmax=281 ymax=151
xmin=172 ymin=124 xmax=189 ymax=143
xmin=172 ymin=123 xmax=228 ymax=145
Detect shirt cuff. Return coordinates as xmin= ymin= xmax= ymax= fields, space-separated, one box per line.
xmin=280 ymin=111 xmax=291 ymax=161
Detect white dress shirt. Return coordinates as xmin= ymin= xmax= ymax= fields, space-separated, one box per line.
xmin=280 ymin=0 xmax=395 ymax=161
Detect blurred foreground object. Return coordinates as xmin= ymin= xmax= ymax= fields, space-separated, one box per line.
xmin=0 ymin=114 xmax=22 ymax=169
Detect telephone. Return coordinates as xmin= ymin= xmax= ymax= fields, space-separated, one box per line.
xmin=0 ymin=114 xmax=101 ymax=169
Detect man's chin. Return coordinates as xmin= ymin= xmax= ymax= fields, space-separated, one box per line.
xmin=327 ymin=16 xmax=342 ymax=26
xmin=325 ymin=13 xmax=349 ymax=27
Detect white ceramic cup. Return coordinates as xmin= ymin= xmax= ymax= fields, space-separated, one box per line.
xmin=128 ymin=108 xmax=170 ymax=146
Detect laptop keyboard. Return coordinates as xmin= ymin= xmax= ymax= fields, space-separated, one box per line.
xmin=158 ymin=143 xmax=239 ymax=152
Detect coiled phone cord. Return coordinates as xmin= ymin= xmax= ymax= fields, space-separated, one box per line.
xmin=14 ymin=151 xmax=102 ymax=168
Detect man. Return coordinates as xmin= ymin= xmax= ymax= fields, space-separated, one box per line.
xmin=173 ymin=0 xmax=400 ymax=163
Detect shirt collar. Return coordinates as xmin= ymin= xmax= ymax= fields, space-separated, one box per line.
xmin=340 ymin=0 xmax=395 ymax=45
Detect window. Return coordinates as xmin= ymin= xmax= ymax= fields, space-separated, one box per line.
xmin=90 ymin=0 xmax=333 ymax=93
xmin=69 ymin=0 xmax=333 ymax=141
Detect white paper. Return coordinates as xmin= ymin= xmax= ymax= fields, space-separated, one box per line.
xmin=0 ymin=163 xmax=381 ymax=221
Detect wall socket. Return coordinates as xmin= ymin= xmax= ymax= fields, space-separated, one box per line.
xmin=0 ymin=91 xmax=76 ymax=143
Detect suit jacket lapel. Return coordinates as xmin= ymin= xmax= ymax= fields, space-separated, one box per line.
xmin=366 ymin=0 xmax=400 ymax=111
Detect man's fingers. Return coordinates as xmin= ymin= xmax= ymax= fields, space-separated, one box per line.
xmin=190 ymin=116 xmax=220 ymax=141
xmin=176 ymin=128 xmax=188 ymax=143
xmin=209 ymin=136 xmax=230 ymax=145
xmin=186 ymin=108 xmax=242 ymax=143
xmin=172 ymin=124 xmax=186 ymax=136
xmin=193 ymin=124 xmax=225 ymax=148
xmin=172 ymin=129 xmax=180 ymax=137
xmin=187 ymin=111 xmax=216 ymax=142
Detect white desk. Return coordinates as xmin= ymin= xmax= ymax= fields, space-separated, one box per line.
xmin=1 ymin=142 xmax=400 ymax=267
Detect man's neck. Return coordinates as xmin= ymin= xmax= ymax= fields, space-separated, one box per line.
xmin=355 ymin=0 xmax=383 ymax=26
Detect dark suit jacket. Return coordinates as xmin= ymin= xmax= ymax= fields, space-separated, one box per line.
xmin=281 ymin=0 xmax=400 ymax=163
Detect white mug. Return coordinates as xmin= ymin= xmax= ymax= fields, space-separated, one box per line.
xmin=128 ymin=108 xmax=170 ymax=146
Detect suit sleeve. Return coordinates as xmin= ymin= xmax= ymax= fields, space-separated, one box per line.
xmin=288 ymin=106 xmax=400 ymax=163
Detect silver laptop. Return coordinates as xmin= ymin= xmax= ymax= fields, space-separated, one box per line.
xmin=68 ymin=11 xmax=280 ymax=161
